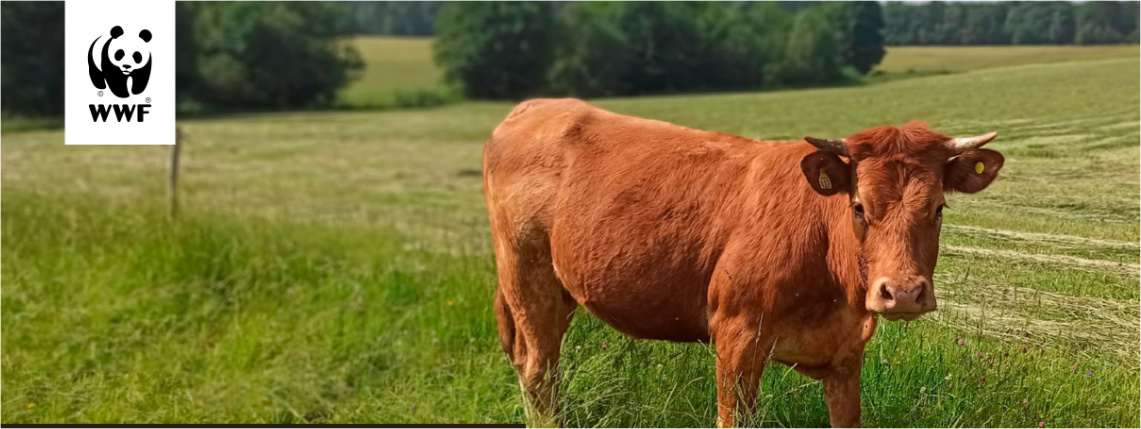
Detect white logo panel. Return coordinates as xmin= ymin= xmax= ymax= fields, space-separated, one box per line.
xmin=65 ymin=0 xmax=174 ymax=145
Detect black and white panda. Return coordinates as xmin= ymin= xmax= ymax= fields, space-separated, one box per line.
xmin=87 ymin=25 xmax=152 ymax=98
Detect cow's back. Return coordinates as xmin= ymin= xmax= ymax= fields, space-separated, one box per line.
xmin=484 ymin=99 xmax=763 ymax=341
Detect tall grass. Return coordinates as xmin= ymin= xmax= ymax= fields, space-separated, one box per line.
xmin=3 ymin=191 xmax=1135 ymax=426
xmin=1 ymin=193 xmax=518 ymax=424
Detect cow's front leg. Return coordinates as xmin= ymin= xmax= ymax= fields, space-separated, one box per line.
xmin=714 ymin=332 xmax=768 ymax=428
xmin=822 ymin=357 xmax=863 ymax=427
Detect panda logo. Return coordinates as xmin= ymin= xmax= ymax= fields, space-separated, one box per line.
xmin=87 ymin=26 xmax=152 ymax=98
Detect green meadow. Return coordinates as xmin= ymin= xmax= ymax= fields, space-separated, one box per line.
xmin=877 ymin=44 xmax=1140 ymax=73
xmin=337 ymin=37 xmax=451 ymax=109
xmin=2 ymin=44 xmax=1139 ymax=426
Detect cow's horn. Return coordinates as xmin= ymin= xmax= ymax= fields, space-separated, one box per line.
xmin=805 ymin=137 xmax=849 ymax=157
xmin=947 ymin=131 xmax=998 ymax=153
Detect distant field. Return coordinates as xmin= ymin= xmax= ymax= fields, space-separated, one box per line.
xmin=3 ymin=52 xmax=1139 ymax=426
xmin=335 ymin=38 xmax=1140 ymax=105
xmin=878 ymin=45 xmax=1139 ymax=73
xmin=338 ymin=37 xmax=447 ymax=108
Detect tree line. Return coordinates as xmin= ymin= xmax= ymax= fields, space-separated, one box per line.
xmin=337 ymin=1 xmax=442 ymax=36
xmin=884 ymin=1 xmax=1140 ymax=45
xmin=2 ymin=2 xmax=362 ymax=117
xmin=337 ymin=1 xmax=1141 ymax=46
xmin=434 ymin=1 xmax=886 ymax=99
xmin=3 ymin=1 xmax=884 ymax=115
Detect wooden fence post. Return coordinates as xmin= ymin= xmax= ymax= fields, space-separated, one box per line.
xmin=169 ymin=128 xmax=183 ymax=219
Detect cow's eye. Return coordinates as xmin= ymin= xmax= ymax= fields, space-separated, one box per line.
xmin=935 ymin=204 xmax=945 ymax=219
xmin=853 ymin=203 xmax=865 ymax=218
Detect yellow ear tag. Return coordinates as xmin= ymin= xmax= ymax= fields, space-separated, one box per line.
xmin=819 ymin=171 xmax=833 ymax=190
xmin=975 ymin=162 xmax=985 ymax=174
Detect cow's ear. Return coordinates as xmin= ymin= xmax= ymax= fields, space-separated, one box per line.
xmin=800 ymin=151 xmax=851 ymax=196
xmin=945 ymin=149 xmax=1004 ymax=193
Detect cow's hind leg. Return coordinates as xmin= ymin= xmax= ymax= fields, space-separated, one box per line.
xmin=493 ymin=233 xmax=576 ymax=426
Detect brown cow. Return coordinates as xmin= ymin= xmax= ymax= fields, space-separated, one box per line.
xmin=483 ymin=98 xmax=1003 ymax=427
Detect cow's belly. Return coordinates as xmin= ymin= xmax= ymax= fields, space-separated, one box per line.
xmin=576 ymin=294 xmax=711 ymax=342
xmin=552 ymin=253 xmax=712 ymax=342
xmin=549 ymin=225 xmax=716 ymax=341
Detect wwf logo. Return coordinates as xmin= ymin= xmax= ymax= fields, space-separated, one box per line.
xmin=87 ymin=25 xmax=153 ymax=122
xmin=65 ymin=0 xmax=173 ymax=144
xmin=87 ymin=25 xmax=152 ymax=98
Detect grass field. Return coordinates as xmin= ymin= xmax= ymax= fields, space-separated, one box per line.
xmin=3 ymin=50 xmax=1140 ymax=426
xmin=337 ymin=37 xmax=451 ymax=109
xmin=876 ymin=45 xmax=1139 ymax=73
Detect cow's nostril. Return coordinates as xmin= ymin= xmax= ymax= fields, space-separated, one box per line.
xmin=879 ymin=283 xmax=894 ymax=301
xmin=915 ymin=287 xmax=926 ymax=303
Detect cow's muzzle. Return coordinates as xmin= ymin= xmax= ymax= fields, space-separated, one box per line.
xmin=866 ymin=276 xmax=936 ymax=320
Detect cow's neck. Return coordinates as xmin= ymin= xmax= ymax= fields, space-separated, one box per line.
xmin=823 ymin=190 xmax=869 ymax=314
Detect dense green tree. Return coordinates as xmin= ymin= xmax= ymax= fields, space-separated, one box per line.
xmin=548 ymin=2 xmax=809 ymax=97
xmin=604 ymin=2 xmax=717 ymax=94
xmin=547 ymin=2 xmax=633 ymax=97
xmin=1 ymin=1 xmax=64 ymax=117
xmin=190 ymin=2 xmax=362 ymax=110
xmin=838 ymin=1 xmax=886 ymax=74
xmin=434 ymin=2 xmax=556 ymax=99
xmin=700 ymin=2 xmax=791 ymax=89
xmin=547 ymin=2 xmax=737 ymax=97
xmin=338 ymin=2 xmax=442 ymax=36
xmin=1048 ymin=3 xmax=1077 ymax=44
xmin=969 ymin=3 xmax=1011 ymax=45
xmin=693 ymin=3 xmax=759 ymax=90
xmin=882 ymin=2 xmax=913 ymax=45
xmin=917 ymin=1 xmax=947 ymax=44
xmin=456 ymin=1 xmax=867 ymax=98
xmin=1007 ymin=2 xmax=1055 ymax=45
xmin=176 ymin=2 xmax=200 ymax=100
xmin=746 ymin=3 xmax=797 ymax=87
xmin=1125 ymin=3 xmax=1141 ymax=42
xmin=779 ymin=7 xmax=843 ymax=86
xmin=880 ymin=1 xmax=1141 ymax=46
xmin=1075 ymin=1 xmax=1136 ymax=44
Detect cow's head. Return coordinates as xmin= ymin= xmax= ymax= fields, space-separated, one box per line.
xmin=800 ymin=121 xmax=1004 ymax=321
